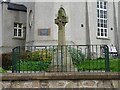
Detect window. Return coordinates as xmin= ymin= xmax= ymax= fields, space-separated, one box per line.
xmin=97 ymin=0 xmax=108 ymax=38
xmin=14 ymin=23 xmax=23 ymax=38
xmin=38 ymin=29 xmax=50 ymax=36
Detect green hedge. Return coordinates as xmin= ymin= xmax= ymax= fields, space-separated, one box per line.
xmin=20 ymin=50 xmax=52 ymax=61
xmin=76 ymin=58 xmax=120 ymax=72
xmin=15 ymin=60 xmax=51 ymax=71
xmin=13 ymin=50 xmax=53 ymax=71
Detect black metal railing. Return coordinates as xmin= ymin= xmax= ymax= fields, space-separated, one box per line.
xmin=12 ymin=45 xmax=118 ymax=73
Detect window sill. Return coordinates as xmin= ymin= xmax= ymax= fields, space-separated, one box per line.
xmin=96 ymin=37 xmax=110 ymax=40
xmin=12 ymin=37 xmax=25 ymax=40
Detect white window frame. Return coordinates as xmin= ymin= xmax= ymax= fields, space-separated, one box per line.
xmin=97 ymin=0 xmax=108 ymax=38
xmin=14 ymin=23 xmax=24 ymax=38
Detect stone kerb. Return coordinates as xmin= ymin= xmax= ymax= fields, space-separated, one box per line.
xmin=2 ymin=72 xmax=120 ymax=81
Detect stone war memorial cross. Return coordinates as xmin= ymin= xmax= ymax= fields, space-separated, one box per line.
xmin=54 ymin=6 xmax=68 ymax=71
xmin=54 ymin=6 xmax=75 ymax=71
xmin=55 ymin=6 xmax=68 ymax=45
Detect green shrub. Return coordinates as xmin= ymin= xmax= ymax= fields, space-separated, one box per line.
xmin=76 ymin=58 xmax=120 ymax=72
xmin=15 ymin=50 xmax=53 ymax=71
xmin=2 ymin=53 xmax=12 ymax=70
xmin=0 ymin=67 xmax=7 ymax=73
xmin=20 ymin=52 xmax=30 ymax=60
xmin=16 ymin=60 xmax=51 ymax=71
xmin=20 ymin=50 xmax=52 ymax=61
xmin=27 ymin=50 xmax=52 ymax=61
xmin=68 ymin=47 xmax=85 ymax=65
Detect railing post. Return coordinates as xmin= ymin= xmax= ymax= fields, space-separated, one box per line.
xmin=104 ymin=45 xmax=110 ymax=72
xmin=18 ymin=46 xmax=20 ymax=73
xmin=12 ymin=48 xmax=15 ymax=73
xmin=12 ymin=46 xmax=20 ymax=73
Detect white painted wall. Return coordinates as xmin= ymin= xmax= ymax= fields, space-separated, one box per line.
xmin=25 ymin=2 xmax=35 ymax=46
xmin=2 ymin=3 xmax=27 ymax=53
xmin=1 ymin=1 xmax=118 ymax=51
xmin=118 ymin=1 xmax=120 ymax=53
xmin=70 ymin=2 xmax=86 ymax=45
xmin=31 ymin=1 xmax=116 ymax=46
xmin=33 ymin=2 xmax=54 ymax=45
xmin=0 ymin=2 xmax=3 ymax=54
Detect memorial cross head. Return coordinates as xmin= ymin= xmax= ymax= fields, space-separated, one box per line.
xmin=55 ymin=7 xmax=68 ymax=30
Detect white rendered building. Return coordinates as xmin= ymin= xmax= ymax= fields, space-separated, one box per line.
xmin=0 ymin=0 xmax=120 ymax=54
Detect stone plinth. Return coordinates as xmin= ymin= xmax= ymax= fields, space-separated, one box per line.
xmin=49 ymin=50 xmax=77 ymax=72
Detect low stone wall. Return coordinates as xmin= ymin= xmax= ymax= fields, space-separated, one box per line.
xmin=1 ymin=72 xmax=120 ymax=89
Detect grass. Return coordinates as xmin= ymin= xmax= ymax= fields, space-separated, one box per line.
xmin=76 ymin=58 xmax=120 ymax=72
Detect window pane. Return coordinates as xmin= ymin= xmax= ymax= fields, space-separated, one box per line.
xmin=14 ymin=29 xmax=17 ymax=36
xmin=100 ymin=2 xmax=102 ymax=8
xmin=97 ymin=28 xmax=100 ymax=36
xmin=101 ymin=24 xmax=103 ymax=27
xmin=104 ymin=15 xmax=107 ymax=19
xmin=101 ymin=29 xmax=103 ymax=36
xmin=97 ymin=10 xmax=99 ymax=17
xmin=105 ymin=29 xmax=107 ymax=36
xmin=101 ymin=19 xmax=103 ymax=24
xmin=104 ymin=29 xmax=107 ymax=32
xmin=14 ymin=23 xmax=17 ymax=27
xmin=18 ymin=29 xmax=22 ymax=36
xmin=100 ymin=10 xmax=103 ymax=14
xmin=104 ymin=2 xmax=107 ymax=6
xmin=104 ymin=11 xmax=107 ymax=18
xmin=104 ymin=11 xmax=107 ymax=14
xmin=104 ymin=2 xmax=107 ymax=9
xmin=97 ymin=2 xmax=99 ymax=8
xmin=104 ymin=24 xmax=107 ymax=28
xmin=101 ymin=33 xmax=103 ymax=36
xmin=19 ymin=24 xmax=22 ymax=28
xmin=98 ymin=23 xmax=100 ymax=27
xmin=104 ymin=20 xmax=107 ymax=24
xmin=98 ymin=19 xmax=100 ymax=23
xmin=105 ymin=33 xmax=107 ymax=36
xmin=100 ymin=10 xmax=103 ymax=18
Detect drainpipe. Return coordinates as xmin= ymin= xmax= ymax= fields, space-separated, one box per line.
xmin=113 ymin=0 xmax=120 ymax=55
xmin=85 ymin=0 xmax=91 ymax=59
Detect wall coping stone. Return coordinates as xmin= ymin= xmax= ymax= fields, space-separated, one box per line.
xmin=2 ymin=72 xmax=120 ymax=81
